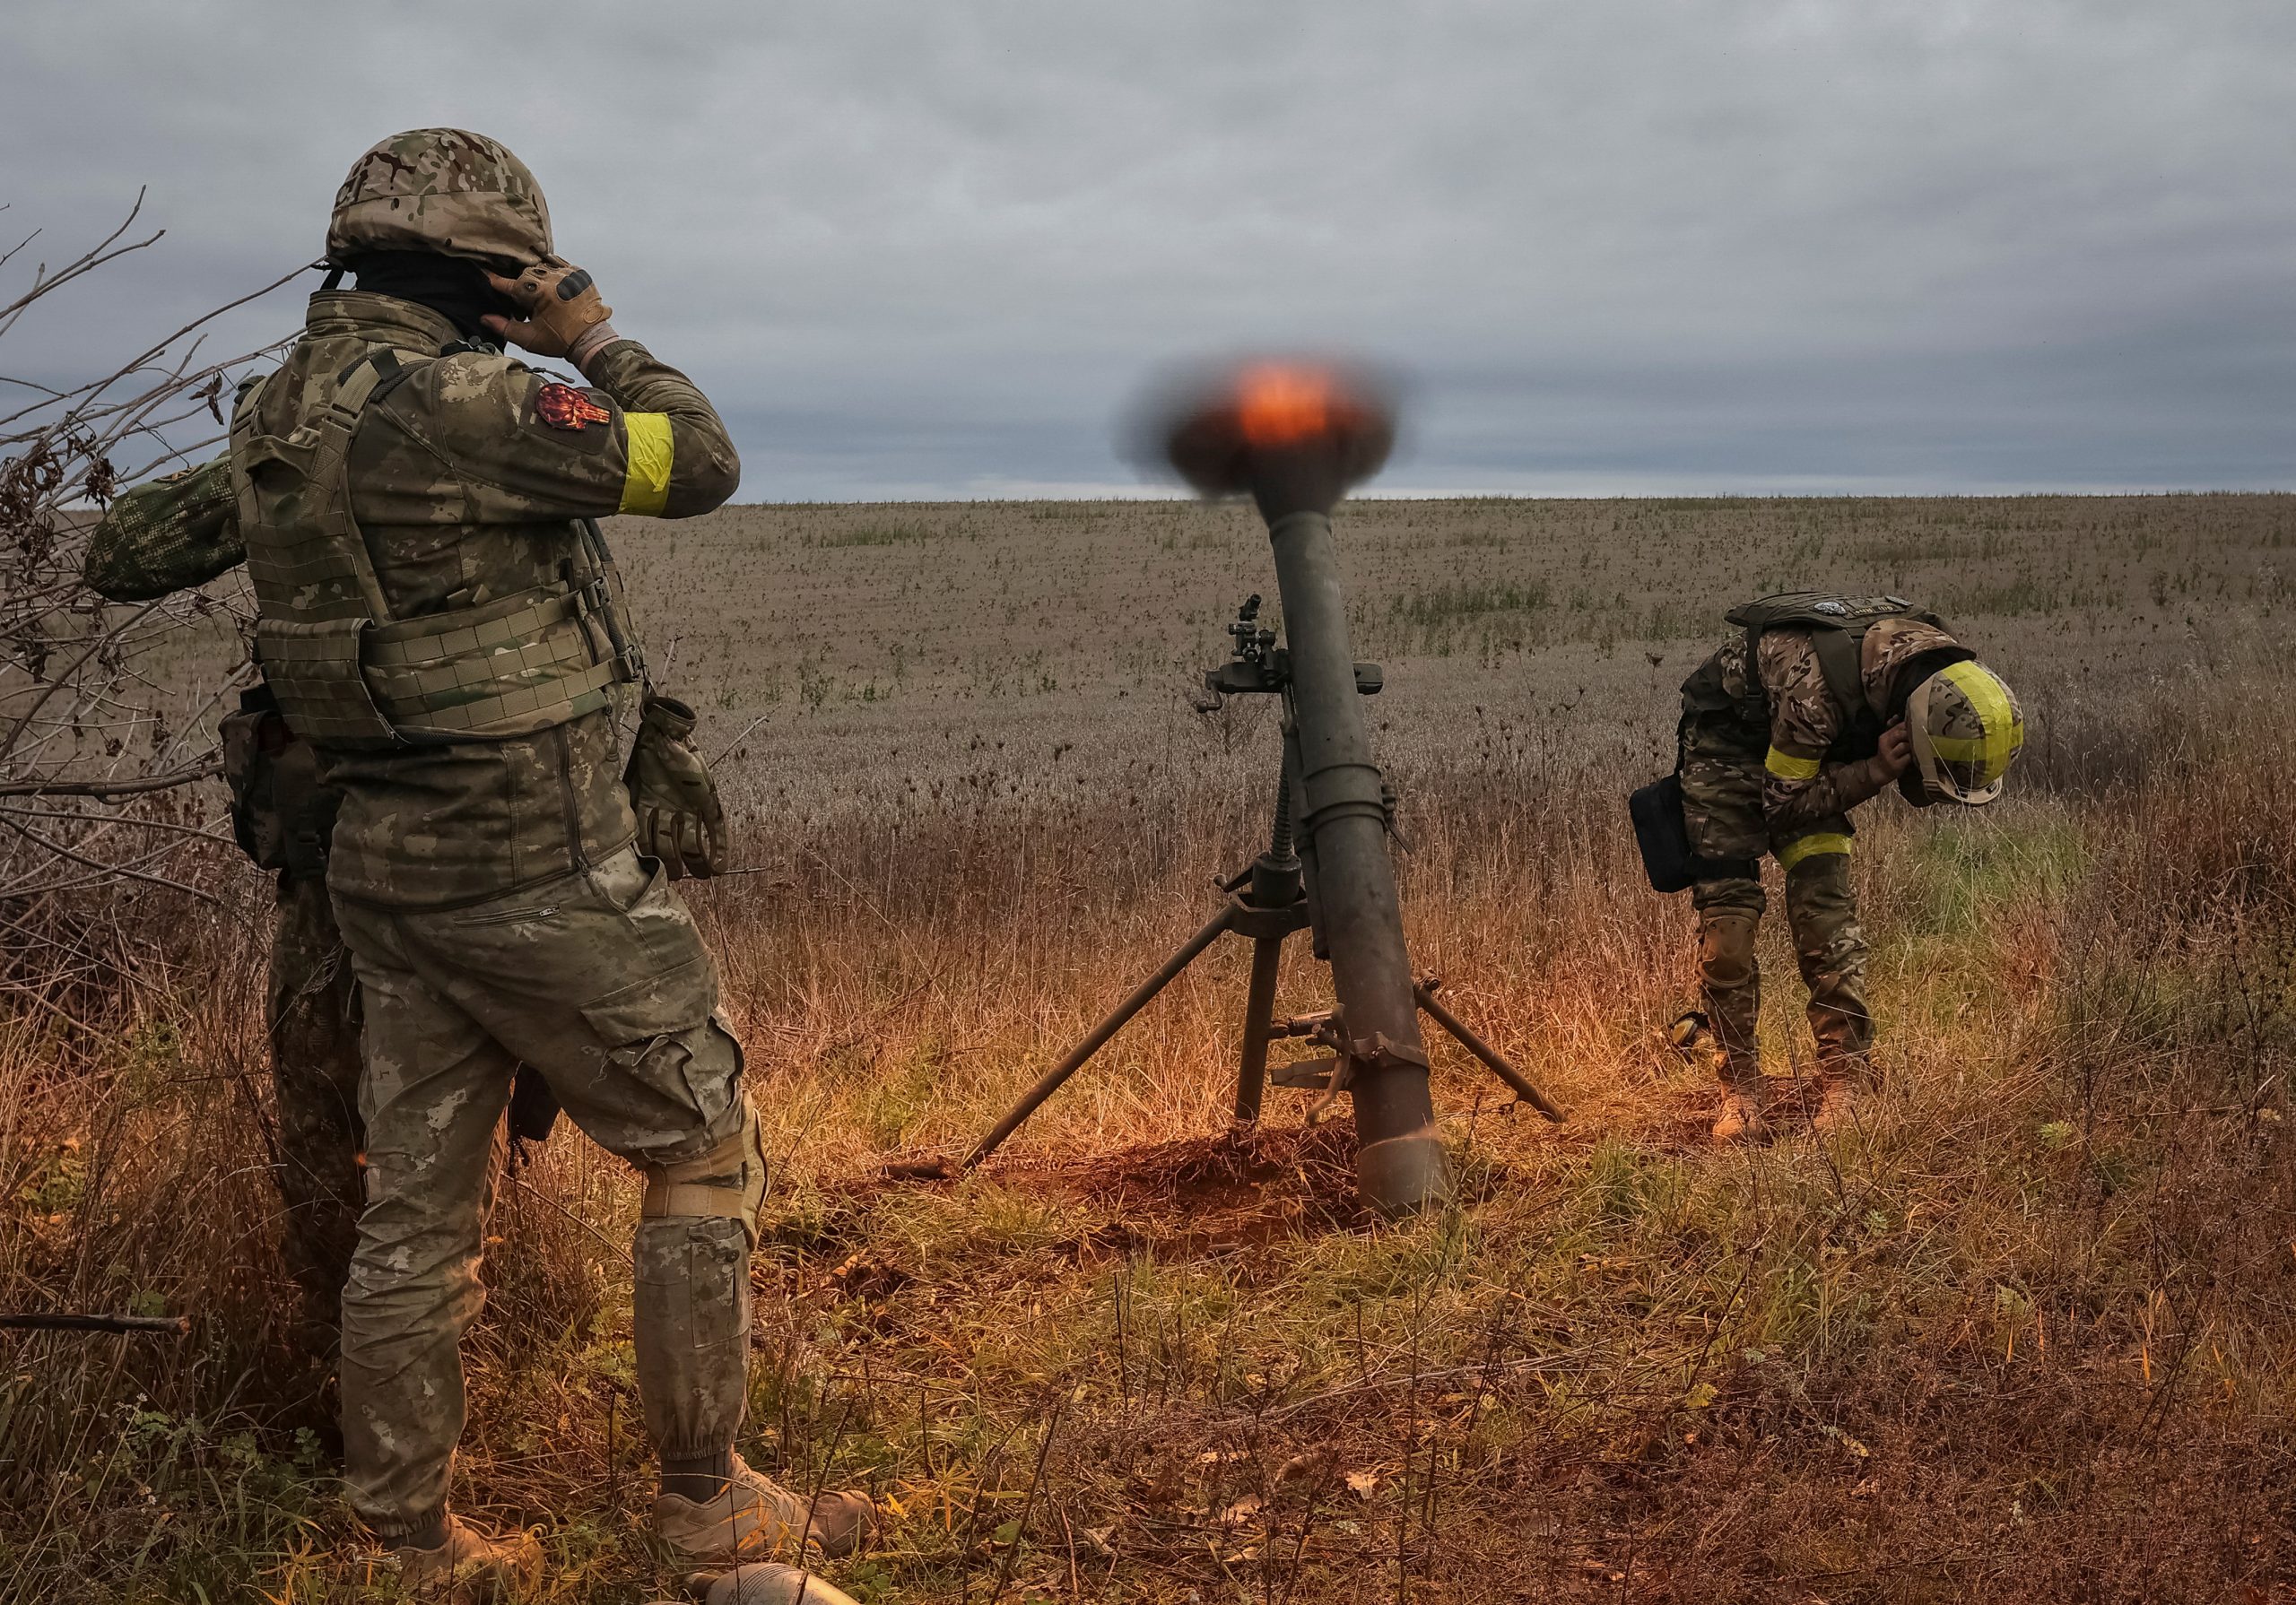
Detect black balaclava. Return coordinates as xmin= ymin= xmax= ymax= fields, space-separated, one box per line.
xmin=342 ymin=250 xmax=518 ymax=341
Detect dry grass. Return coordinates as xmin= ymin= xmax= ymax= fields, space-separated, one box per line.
xmin=5 ymin=496 xmax=2296 ymax=1601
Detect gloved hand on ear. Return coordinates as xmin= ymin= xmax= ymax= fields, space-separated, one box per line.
xmin=623 ymin=694 xmax=727 ymax=879
xmin=483 ymin=260 xmax=617 ymax=366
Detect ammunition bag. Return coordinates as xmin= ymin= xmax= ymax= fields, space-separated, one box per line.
xmin=1629 ymin=773 xmax=1760 ymax=894
xmin=231 ymin=349 xmax=643 ymax=750
xmin=219 ymin=684 xmax=341 ymax=880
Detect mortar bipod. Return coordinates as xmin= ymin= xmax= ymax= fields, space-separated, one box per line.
xmin=957 ymin=748 xmax=1563 ymax=1173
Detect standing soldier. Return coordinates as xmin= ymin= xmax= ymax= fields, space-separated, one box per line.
xmin=88 ymin=467 xmax=371 ymax=1370
xmin=1671 ymin=594 xmax=2024 ymax=1142
xmin=82 ymin=129 xmax=874 ymax=1599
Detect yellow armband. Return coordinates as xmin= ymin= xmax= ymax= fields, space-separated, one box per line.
xmin=619 ymin=412 xmax=674 ymax=516
xmin=1764 ymin=745 xmax=1822 ymax=781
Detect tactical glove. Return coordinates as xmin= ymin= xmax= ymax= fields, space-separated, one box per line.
xmin=483 ymin=261 xmax=615 ymax=363
xmin=623 ymin=694 xmax=728 ymax=880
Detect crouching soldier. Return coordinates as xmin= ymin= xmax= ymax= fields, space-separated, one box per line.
xmin=1670 ymin=594 xmax=2024 ymax=1141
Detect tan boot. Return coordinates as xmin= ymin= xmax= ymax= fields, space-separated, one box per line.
xmin=389 ymin=1515 xmax=542 ymax=1602
xmin=1711 ymin=1077 xmax=1777 ymax=1145
xmin=1810 ymin=1052 xmax=1875 ymax=1134
xmin=1810 ymin=1077 xmax=1855 ymax=1132
xmin=655 ymin=1453 xmax=879 ymax=1565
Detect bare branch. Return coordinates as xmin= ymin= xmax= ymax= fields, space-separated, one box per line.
xmin=0 ymin=761 xmax=223 ymax=799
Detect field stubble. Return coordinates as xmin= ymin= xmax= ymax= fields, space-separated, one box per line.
xmin=4 ymin=495 xmax=2296 ymax=1601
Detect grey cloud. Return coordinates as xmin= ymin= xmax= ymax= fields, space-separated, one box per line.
xmin=6 ymin=0 xmax=2294 ymax=496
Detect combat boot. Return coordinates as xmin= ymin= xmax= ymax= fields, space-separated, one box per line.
xmin=655 ymin=1453 xmax=878 ymax=1566
xmin=1810 ymin=1058 xmax=1872 ymax=1134
xmin=1710 ymin=1070 xmax=1778 ymax=1145
xmin=388 ymin=1515 xmax=542 ymax=1601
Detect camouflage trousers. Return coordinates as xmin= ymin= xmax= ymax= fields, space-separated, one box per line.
xmin=1679 ymin=728 xmax=1873 ymax=1085
xmin=330 ymin=845 xmax=764 ymax=1539
xmin=267 ymin=872 xmax=365 ymax=1351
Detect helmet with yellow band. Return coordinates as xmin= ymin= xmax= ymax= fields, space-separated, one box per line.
xmin=1906 ymin=660 xmax=2023 ymax=804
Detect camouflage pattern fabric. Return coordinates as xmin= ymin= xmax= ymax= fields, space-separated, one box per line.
xmin=222 ymin=289 xmax=735 ymax=906
xmin=83 ymin=459 xmax=244 ymax=602
xmin=1687 ymin=615 xmax=1962 ymax=837
xmin=333 ymin=845 xmax=758 ymax=1538
xmin=1680 ymin=718 xmax=1873 ymax=1082
xmin=267 ymin=870 xmax=366 ymax=1352
xmin=97 ymin=270 xmax=750 ymax=1538
xmin=326 ymin=128 xmax=553 ymax=273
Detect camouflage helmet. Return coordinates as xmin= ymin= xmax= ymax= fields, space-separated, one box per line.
xmin=325 ymin=128 xmax=553 ymax=273
xmin=1906 ymin=661 xmax=2024 ymax=804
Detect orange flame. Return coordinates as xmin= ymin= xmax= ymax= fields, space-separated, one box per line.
xmin=1234 ymin=363 xmax=1340 ymax=447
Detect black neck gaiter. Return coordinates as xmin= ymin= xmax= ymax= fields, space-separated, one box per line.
xmin=344 ymin=251 xmax=515 ymax=341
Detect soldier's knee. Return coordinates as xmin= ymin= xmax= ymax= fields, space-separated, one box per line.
xmin=1692 ymin=875 xmax=1765 ymax=918
xmin=1698 ymin=907 xmax=1760 ymax=991
xmin=639 ymin=1106 xmax=767 ymax=1247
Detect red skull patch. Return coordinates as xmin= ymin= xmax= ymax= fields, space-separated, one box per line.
xmin=536 ymin=384 xmax=612 ymax=431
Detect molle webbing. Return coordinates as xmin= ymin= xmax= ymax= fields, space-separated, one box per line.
xmin=1681 ymin=593 xmax=1946 ymax=745
xmin=232 ymin=349 xmax=642 ymax=749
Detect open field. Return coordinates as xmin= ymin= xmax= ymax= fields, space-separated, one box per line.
xmin=6 ymin=494 xmax=2296 ymax=1601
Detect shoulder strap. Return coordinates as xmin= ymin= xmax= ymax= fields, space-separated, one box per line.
xmin=226 ymin=373 xmax=274 ymax=541
xmin=1808 ymin=623 xmax=1866 ymax=715
xmin=235 ymin=348 xmax=429 ymax=628
xmin=306 ymin=351 xmax=418 ymax=625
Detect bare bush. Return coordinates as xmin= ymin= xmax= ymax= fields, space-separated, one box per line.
xmin=0 ymin=198 xmax=297 ymax=1022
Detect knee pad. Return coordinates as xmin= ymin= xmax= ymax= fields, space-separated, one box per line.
xmin=641 ymin=1106 xmax=767 ymax=1245
xmin=1699 ymin=908 xmax=1759 ymax=991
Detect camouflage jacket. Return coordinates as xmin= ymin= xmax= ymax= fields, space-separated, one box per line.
xmin=1702 ymin=616 xmax=1964 ymax=833
xmin=84 ymin=290 xmax=739 ymax=907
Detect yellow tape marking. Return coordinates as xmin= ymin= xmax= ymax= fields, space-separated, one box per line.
xmin=1765 ymin=745 xmax=1822 ymax=781
xmin=619 ymin=412 xmax=674 ymax=516
xmin=1935 ymin=661 xmax=2022 ymax=784
xmin=1778 ymin=831 xmax=1852 ymax=870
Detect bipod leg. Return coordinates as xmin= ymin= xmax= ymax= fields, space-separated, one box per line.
xmin=1232 ymin=931 xmax=1287 ymax=1124
xmin=961 ymin=905 xmax=1235 ymax=1170
xmin=1413 ymin=977 xmax=1567 ymax=1124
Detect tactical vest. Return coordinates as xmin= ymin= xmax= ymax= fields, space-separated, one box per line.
xmin=230 ymin=346 xmax=643 ymax=750
xmin=1679 ymin=593 xmax=1946 ymax=761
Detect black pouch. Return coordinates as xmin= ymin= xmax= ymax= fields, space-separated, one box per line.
xmin=219 ymin=684 xmax=342 ymax=879
xmin=1630 ymin=773 xmax=1700 ymax=893
xmin=508 ymin=1064 xmax=562 ymax=1147
xmin=1631 ymin=772 xmax=1761 ymax=892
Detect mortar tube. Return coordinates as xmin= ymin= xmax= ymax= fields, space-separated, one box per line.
xmin=1263 ymin=509 xmax=1449 ymax=1213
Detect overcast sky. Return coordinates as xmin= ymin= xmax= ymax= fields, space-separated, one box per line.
xmin=7 ymin=1 xmax=2294 ymax=499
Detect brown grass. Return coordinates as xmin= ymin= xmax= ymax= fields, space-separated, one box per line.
xmin=4 ymin=496 xmax=2296 ymax=1601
